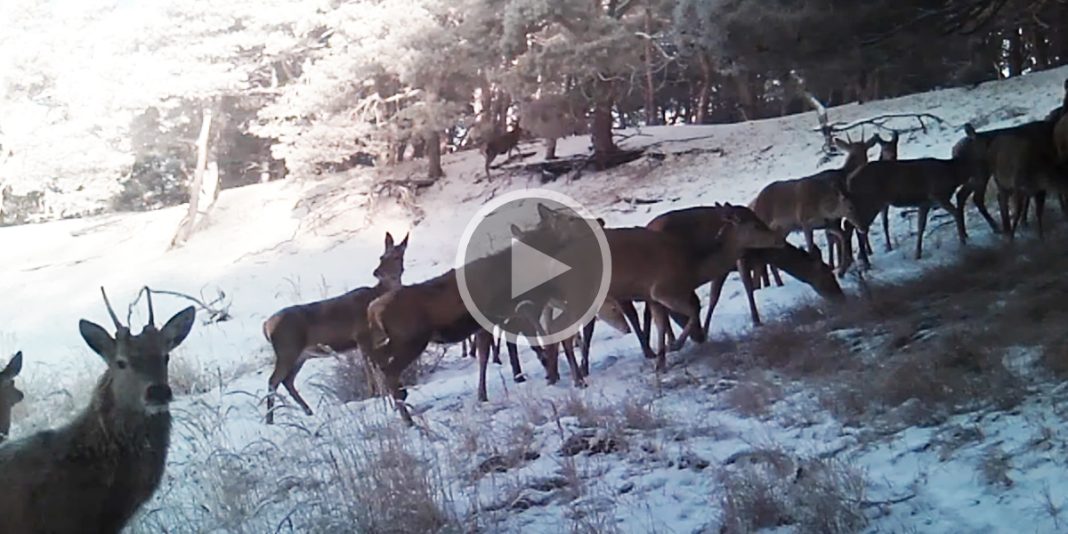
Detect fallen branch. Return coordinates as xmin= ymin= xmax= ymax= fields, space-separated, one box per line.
xmin=819 ymin=112 xmax=953 ymax=136
xmin=132 ymin=287 xmax=233 ymax=324
xmin=858 ymin=493 xmax=918 ymax=508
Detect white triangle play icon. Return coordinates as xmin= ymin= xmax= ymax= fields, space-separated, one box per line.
xmin=511 ymin=238 xmax=572 ymax=299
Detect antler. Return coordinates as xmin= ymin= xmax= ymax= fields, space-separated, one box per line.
xmin=100 ymin=286 xmax=125 ymax=331
xmin=144 ymin=286 xmax=155 ymax=328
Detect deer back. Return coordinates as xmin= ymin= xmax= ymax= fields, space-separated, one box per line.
xmin=0 ymin=351 xmax=23 ymax=442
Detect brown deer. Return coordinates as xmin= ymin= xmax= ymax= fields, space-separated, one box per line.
xmin=951 ymin=120 xmax=1057 ymax=235
xmin=563 ymin=205 xmax=786 ymax=375
xmin=843 ymin=156 xmax=971 ymax=263
xmin=483 ymin=121 xmax=523 ymax=177
xmin=0 ymin=351 xmax=23 ymax=443
xmin=972 ymin=124 xmax=1068 ymax=241
xmin=748 ymin=135 xmax=875 ymax=281
xmin=0 ymin=287 xmax=195 ymax=534
xmin=363 ymin=204 xmax=587 ymax=424
xmin=262 ymin=231 xmax=408 ymax=424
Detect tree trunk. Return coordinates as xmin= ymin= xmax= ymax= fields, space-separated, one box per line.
xmin=591 ymin=80 xmax=618 ymax=169
xmin=695 ymin=54 xmax=712 ymax=124
xmin=171 ymin=104 xmax=215 ymax=249
xmin=412 ymin=137 xmax=426 ymax=159
xmin=642 ymin=9 xmax=658 ymax=126
xmin=1033 ymin=24 xmax=1050 ymax=70
xmin=426 ymin=130 xmax=443 ymax=180
xmin=1008 ymin=27 xmax=1024 ymax=77
xmin=545 ymin=137 xmax=558 ymax=160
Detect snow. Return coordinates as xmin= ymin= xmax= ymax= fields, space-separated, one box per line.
xmin=4 ymin=66 xmax=1068 ymax=533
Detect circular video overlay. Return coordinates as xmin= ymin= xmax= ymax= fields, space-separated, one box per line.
xmin=456 ymin=189 xmax=611 ymax=347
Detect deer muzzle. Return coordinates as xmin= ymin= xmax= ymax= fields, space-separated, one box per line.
xmin=145 ymin=384 xmax=173 ymax=405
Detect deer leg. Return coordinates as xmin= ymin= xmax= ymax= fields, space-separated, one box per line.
xmin=704 ymin=275 xmax=727 ymax=333
xmin=654 ymin=288 xmax=705 ymax=352
xmin=881 ymin=206 xmax=893 ymax=251
xmin=1019 ymin=194 xmax=1031 ymax=228
xmin=737 ymin=259 xmax=762 ymax=326
xmin=491 ymin=334 xmax=502 ymax=364
xmin=936 ymin=195 xmax=967 ymax=245
xmin=823 ymin=228 xmax=835 ymax=268
xmin=622 ymin=299 xmax=657 ymax=359
xmin=281 ymin=361 xmax=313 ymax=416
xmin=1035 ymin=190 xmax=1047 ymax=240
xmin=914 ymin=203 xmax=931 ymax=260
xmin=475 ymin=329 xmax=494 ymax=402
xmin=580 ymin=318 xmax=595 ymax=377
xmin=560 ymin=336 xmax=587 ymax=389
xmin=996 ymin=189 xmax=1013 ymax=241
xmin=972 ymin=180 xmax=1002 ymax=234
xmin=506 ymin=340 xmax=526 ymax=383
xmin=770 ymin=264 xmax=784 ymax=286
xmin=650 ymin=303 xmax=670 ymax=372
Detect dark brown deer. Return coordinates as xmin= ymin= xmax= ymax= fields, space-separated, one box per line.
xmin=363 ymin=204 xmax=587 ymax=424
xmin=0 ymin=287 xmax=195 ymax=534
xmin=0 ymin=351 xmax=23 ymax=443
xmin=874 ymin=131 xmax=900 ymax=252
xmin=262 ymin=231 xmax=408 ymax=424
xmin=483 ymin=121 xmax=523 ymax=177
xmin=843 ymin=157 xmax=971 ymax=263
xmin=748 ymin=135 xmax=875 ymax=281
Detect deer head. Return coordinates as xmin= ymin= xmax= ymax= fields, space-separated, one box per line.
xmin=372 ymin=231 xmax=408 ymax=287
xmin=715 ymin=205 xmax=786 ymax=250
xmin=877 ymin=131 xmax=900 ymax=160
xmin=833 ymin=133 xmax=879 ymax=171
xmin=78 ymin=287 xmax=196 ymax=416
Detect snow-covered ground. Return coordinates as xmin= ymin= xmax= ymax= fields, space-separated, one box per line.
xmin=4 ymin=66 xmax=1068 ymax=533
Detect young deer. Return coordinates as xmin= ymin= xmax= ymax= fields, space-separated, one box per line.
xmin=483 ymin=121 xmax=523 ymax=177
xmin=0 ymin=351 xmax=24 ymax=443
xmin=0 ymin=287 xmax=195 ymax=534
xmin=844 ymin=156 xmax=971 ymax=262
xmin=262 ymin=231 xmax=408 ymax=424
xmin=363 ymin=204 xmax=585 ymax=424
xmin=748 ymin=135 xmax=875 ymax=280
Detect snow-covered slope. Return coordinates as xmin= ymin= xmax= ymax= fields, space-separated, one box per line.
xmin=3 ymin=66 xmax=1068 ymax=533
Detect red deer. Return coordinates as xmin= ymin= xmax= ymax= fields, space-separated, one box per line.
xmin=974 ymin=124 xmax=1068 ymax=241
xmin=951 ymin=120 xmax=1057 ymax=235
xmin=843 ymin=157 xmax=972 ymax=263
xmin=562 ymin=205 xmax=785 ymax=375
xmin=262 ymin=231 xmax=408 ymax=424
xmin=483 ymin=122 xmax=523 ymax=177
xmin=0 ymin=287 xmax=195 ymax=534
xmin=0 ymin=351 xmax=23 ymax=443
xmin=873 ymin=131 xmax=900 ymax=252
xmin=749 ymin=135 xmax=875 ymax=281
xmin=363 ymin=204 xmax=588 ymax=424
xmin=644 ymin=206 xmax=843 ymax=330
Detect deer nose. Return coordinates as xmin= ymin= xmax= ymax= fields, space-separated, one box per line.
xmin=145 ymin=384 xmax=173 ymax=404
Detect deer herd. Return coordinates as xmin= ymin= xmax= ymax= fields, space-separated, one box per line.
xmin=2 ymin=80 xmax=1068 ymax=533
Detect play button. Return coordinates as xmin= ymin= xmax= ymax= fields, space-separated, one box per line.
xmin=511 ymin=238 xmax=572 ymax=299
xmin=456 ymin=189 xmax=611 ymax=347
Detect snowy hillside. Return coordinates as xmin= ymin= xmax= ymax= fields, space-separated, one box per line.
xmin=4 ymin=66 xmax=1068 ymax=533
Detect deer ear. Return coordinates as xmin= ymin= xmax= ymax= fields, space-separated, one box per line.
xmin=384 ymin=232 xmax=395 ymax=249
xmin=511 ymin=224 xmax=524 ymax=238
xmin=964 ymin=123 xmax=977 ymax=138
xmin=79 ymin=320 xmax=116 ymax=363
xmin=596 ymin=217 xmax=606 ymax=227
xmin=160 ymin=306 xmax=196 ymax=352
xmin=0 ymin=351 xmax=21 ymax=379
xmin=397 ymin=232 xmax=409 ymax=250
xmin=536 ymin=203 xmax=554 ymax=222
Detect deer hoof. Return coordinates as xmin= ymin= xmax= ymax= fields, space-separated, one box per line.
xmin=514 ymin=374 xmax=527 ymax=384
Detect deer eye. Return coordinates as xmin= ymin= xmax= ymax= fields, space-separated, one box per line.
xmin=116 ymin=360 xmax=128 ymax=370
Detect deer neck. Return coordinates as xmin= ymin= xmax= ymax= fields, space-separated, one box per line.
xmin=72 ymin=373 xmax=172 ymax=459
xmin=694 ymin=235 xmax=745 ymax=283
xmin=374 ymin=277 xmax=403 ymax=293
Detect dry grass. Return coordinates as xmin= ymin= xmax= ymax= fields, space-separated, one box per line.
xmin=716 ymin=452 xmax=869 ymax=534
xmin=131 ymin=403 xmax=459 ymax=534
xmin=721 ymin=372 xmax=783 ymax=418
xmin=977 ymin=444 xmax=1013 ymax=488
